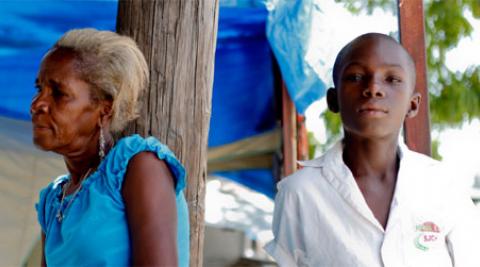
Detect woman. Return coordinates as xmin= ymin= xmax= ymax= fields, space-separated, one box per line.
xmin=31 ymin=28 xmax=189 ymax=266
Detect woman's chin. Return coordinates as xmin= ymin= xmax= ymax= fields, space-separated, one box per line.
xmin=32 ymin=136 xmax=55 ymax=151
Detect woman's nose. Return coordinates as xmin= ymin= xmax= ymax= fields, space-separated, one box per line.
xmin=30 ymin=92 xmax=49 ymax=115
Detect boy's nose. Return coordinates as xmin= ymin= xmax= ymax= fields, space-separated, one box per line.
xmin=362 ymin=81 xmax=385 ymax=98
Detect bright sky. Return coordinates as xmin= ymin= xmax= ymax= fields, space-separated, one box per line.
xmin=304 ymin=0 xmax=480 ymax=187
xmin=445 ymin=10 xmax=480 ymax=72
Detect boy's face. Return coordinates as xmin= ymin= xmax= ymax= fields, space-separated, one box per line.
xmin=330 ymin=36 xmax=420 ymax=140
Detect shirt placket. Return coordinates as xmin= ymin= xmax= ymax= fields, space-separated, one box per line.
xmin=381 ymin=198 xmax=405 ymax=267
xmin=381 ymin=150 xmax=408 ymax=267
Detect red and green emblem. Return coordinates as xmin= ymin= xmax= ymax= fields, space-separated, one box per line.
xmin=414 ymin=221 xmax=441 ymax=251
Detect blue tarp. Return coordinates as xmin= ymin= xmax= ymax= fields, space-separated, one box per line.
xmin=0 ymin=1 xmax=118 ymax=120
xmin=211 ymin=7 xmax=277 ymax=197
xmin=266 ymin=0 xmax=327 ymax=114
xmin=0 ymin=1 xmax=279 ymax=197
xmin=210 ymin=8 xmax=276 ymax=148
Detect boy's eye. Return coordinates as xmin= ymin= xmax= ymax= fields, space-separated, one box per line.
xmin=344 ymin=73 xmax=363 ymax=82
xmin=386 ymin=76 xmax=402 ymax=84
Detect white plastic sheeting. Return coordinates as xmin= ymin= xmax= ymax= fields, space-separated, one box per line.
xmin=0 ymin=116 xmax=64 ymax=266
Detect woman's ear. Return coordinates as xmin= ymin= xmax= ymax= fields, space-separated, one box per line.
xmin=327 ymin=87 xmax=339 ymax=113
xmin=99 ymin=100 xmax=113 ymax=125
xmin=406 ymin=92 xmax=421 ymax=118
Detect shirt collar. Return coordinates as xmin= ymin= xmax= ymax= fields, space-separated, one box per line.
xmin=298 ymin=139 xmax=413 ymax=206
xmin=298 ymin=141 xmax=343 ymax=168
xmin=299 ymin=140 xmax=408 ymax=168
xmin=299 ymin=140 xmax=420 ymax=231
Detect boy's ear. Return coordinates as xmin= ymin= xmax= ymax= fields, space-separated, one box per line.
xmin=327 ymin=87 xmax=339 ymax=113
xmin=406 ymin=92 xmax=421 ymax=118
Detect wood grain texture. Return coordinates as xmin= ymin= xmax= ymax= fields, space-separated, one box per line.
xmin=281 ymin=82 xmax=297 ymax=176
xmin=398 ymin=0 xmax=432 ymax=156
xmin=296 ymin=114 xmax=308 ymax=162
xmin=116 ymin=1 xmax=219 ymax=266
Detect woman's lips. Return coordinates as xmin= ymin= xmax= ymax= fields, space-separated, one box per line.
xmin=33 ymin=125 xmax=51 ymax=132
xmin=32 ymin=120 xmax=51 ymax=132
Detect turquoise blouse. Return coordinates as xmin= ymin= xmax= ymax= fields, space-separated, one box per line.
xmin=36 ymin=134 xmax=189 ymax=267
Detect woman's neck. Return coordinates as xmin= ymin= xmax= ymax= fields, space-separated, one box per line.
xmin=64 ymin=133 xmax=114 ymax=185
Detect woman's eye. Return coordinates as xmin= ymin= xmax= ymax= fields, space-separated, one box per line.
xmin=52 ymin=90 xmax=64 ymax=97
xmin=51 ymin=85 xmax=66 ymax=98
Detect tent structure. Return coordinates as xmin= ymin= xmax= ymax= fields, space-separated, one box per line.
xmin=0 ymin=1 xmax=325 ymax=265
xmin=0 ymin=2 xmax=281 ymax=191
xmin=0 ymin=0 xmax=438 ymax=265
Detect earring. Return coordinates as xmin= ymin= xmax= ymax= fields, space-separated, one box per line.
xmin=99 ymin=126 xmax=105 ymax=160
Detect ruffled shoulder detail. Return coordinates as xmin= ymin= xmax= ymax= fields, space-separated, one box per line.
xmin=35 ymin=174 xmax=68 ymax=234
xmin=100 ymin=134 xmax=186 ymax=199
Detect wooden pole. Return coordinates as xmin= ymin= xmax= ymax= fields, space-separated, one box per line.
xmin=296 ymin=114 xmax=309 ymax=163
xmin=398 ymin=0 xmax=432 ymax=156
xmin=281 ymin=82 xmax=297 ymax=176
xmin=116 ymin=1 xmax=219 ymax=266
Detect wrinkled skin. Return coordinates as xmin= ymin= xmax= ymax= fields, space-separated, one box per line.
xmin=32 ymin=48 xmax=179 ymax=266
xmin=31 ymin=48 xmax=103 ymax=158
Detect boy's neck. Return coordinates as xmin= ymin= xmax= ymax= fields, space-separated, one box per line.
xmin=342 ymin=134 xmax=400 ymax=181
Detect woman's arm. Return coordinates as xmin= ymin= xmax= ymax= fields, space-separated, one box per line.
xmin=41 ymin=233 xmax=46 ymax=267
xmin=122 ymin=151 xmax=178 ymax=266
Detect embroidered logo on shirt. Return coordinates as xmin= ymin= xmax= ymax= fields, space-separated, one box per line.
xmin=414 ymin=221 xmax=441 ymax=251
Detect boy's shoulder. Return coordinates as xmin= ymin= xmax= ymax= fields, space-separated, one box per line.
xmin=400 ymin=144 xmax=471 ymax=202
xmin=277 ymin=141 xmax=460 ymax=194
xmin=277 ymin=143 xmax=342 ymax=194
xmin=400 ymin=143 xmax=451 ymax=176
xmin=402 ymin=144 xmax=440 ymax=167
xmin=277 ymin=164 xmax=322 ymax=193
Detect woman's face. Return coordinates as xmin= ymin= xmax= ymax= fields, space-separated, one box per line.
xmin=31 ymin=48 xmax=102 ymax=155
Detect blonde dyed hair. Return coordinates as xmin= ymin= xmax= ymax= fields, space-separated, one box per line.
xmin=52 ymin=28 xmax=149 ymax=132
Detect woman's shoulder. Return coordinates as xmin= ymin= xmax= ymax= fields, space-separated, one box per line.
xmin=113 ymin=134 xmax=176 ymax=159
xmin=103 ymin=134 xmax=186 ymax=194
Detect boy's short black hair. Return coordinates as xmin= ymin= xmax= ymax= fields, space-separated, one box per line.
xmin=332 ymin=33 xmax=416 ymax=88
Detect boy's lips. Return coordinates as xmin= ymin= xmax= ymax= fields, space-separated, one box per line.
xmin=357 ymin=105 xmax=388 ymax=116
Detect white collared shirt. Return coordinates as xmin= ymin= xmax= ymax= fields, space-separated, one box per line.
xmin=265 ymin=141 xmax=480 ymax=267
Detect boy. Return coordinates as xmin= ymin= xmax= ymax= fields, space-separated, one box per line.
xmin=265 ymin=33 xmax=480 ymax=267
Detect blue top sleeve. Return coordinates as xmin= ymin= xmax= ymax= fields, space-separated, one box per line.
xmin=100 ymin=134 xmax=187 ymax=202
xmin=34 ymin=134 xmax=189 ymax=267
xmin=35 ymin=186 xmax=49 ymax=234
